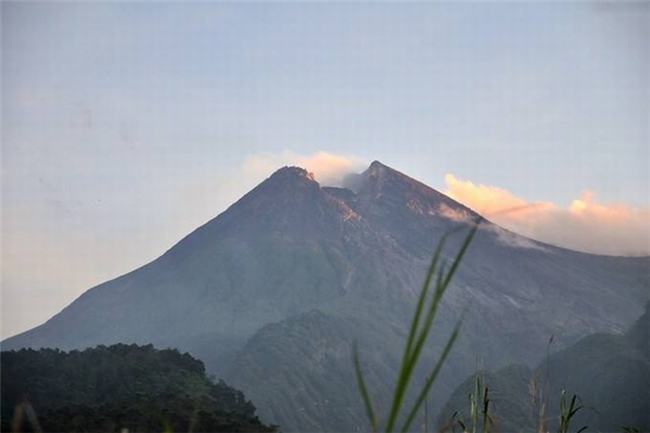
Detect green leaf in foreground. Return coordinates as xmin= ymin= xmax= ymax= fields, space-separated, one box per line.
xmin=354 ymin=342 xmax=378 ymax=433
xmin=353 ymin=218 xmax=481 ymax=433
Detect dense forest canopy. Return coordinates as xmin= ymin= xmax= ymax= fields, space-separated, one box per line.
xmin=1 ymin=344 xmax=276 ymax=432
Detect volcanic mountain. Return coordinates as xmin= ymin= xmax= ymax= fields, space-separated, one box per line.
xmin=3 ymin=161 xmax=648 ymax=432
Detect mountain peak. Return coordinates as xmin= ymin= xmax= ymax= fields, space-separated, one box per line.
xmin=238 ymin=165 xmax=320 ymax=207
xmin=347 ymin=160 xmax=483 ymax=234
xmin=365 ymin=160 xmax=394 ymax=177
xmin=343 ymin=160 xmax=402 ymax=192
xmin=268 ymin=166 xmax=316 ymax=183
xmin=358 ymin=160 xmax=430 ymax=193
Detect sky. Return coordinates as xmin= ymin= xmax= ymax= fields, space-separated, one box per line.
xmin=2 ymin=2 xmax=648 ymax=339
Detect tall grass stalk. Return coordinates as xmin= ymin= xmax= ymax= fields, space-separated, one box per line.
xmin=353 ymin=219 xmax=481 ymax=433
xmin=467 ymin=374 xmax=491 ymax=433
xmin=558 ymin=391 xmax=587 ymax=433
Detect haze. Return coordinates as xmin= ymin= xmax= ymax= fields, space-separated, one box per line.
xmin=1 ymin=2 xmax=648 ymax=339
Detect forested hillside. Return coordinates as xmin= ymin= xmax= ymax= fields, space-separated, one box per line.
xmin=1 ymin=344 xmax=276 ymax=433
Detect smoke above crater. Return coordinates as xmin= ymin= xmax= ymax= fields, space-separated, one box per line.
xmin=243 ymin=151 xmax=365 ymax=186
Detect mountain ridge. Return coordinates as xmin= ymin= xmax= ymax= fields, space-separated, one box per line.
xmin=3 ymin=160 xmax=648 ymax=432
xmin=439 ymin=304 xmax=650 ymax=432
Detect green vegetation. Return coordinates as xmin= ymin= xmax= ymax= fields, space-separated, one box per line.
xmin=452 ymin=382 xmax=587 ymax=433
xmin=353 ymin=220 xmax=480 ymax=433
xmin=460 ymin=374 xmax=492 ymax=433
xmin=1 ymin=344 xmax=276 ymax=433
xmin=557 ymin=391 xmax=587 ymax=433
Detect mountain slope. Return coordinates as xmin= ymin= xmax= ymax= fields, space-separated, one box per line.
xmin=439 ymin=304 xmax=650 ymax=432
xmin=3 ymin=161 xmax=649 ymax=431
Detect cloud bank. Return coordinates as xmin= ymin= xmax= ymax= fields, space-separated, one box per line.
xmin=243 ymin=151 xmax=365 ymax=186
xmin=444 ymin=174 xmax=650 ymax=256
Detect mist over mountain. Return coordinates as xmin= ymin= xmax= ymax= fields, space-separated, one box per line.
xmin=439 ymin=304 xmax=649 ymax=432
xmin=3 ymin=161 xmax=648 ymax=432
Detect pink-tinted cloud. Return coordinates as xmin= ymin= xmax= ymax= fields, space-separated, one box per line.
xmin=444 ymin=174 xmax=650 ymax=256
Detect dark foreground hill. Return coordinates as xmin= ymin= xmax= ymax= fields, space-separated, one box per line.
xmin=1 ymin=344 xmax=276 ymax=433
xmin=439 ymin=304 xmax=650 ymax=433
xmin=3 ymin=161 xmax=649 ymax=431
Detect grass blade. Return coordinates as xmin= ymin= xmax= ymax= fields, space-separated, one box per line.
xmin=404 ymin=236 xmax=448 ymax=360
xmin=384 ymin=237 xmax=447 ymax=432
xmin=353 ymin=342 xmax=378 ymax=433
xmin=441 ymin=220 xmax=481 ymax=290
xmin=399 ymin=320 xmax=462 ymax=433
xmin=355 ymin=217 xmax=481 ymax=433
xmin=393 ymin=220 xmax=480 ymax=432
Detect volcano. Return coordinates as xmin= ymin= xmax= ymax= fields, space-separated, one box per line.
xmin=4 ymin=161 xmax=648 ymax=431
